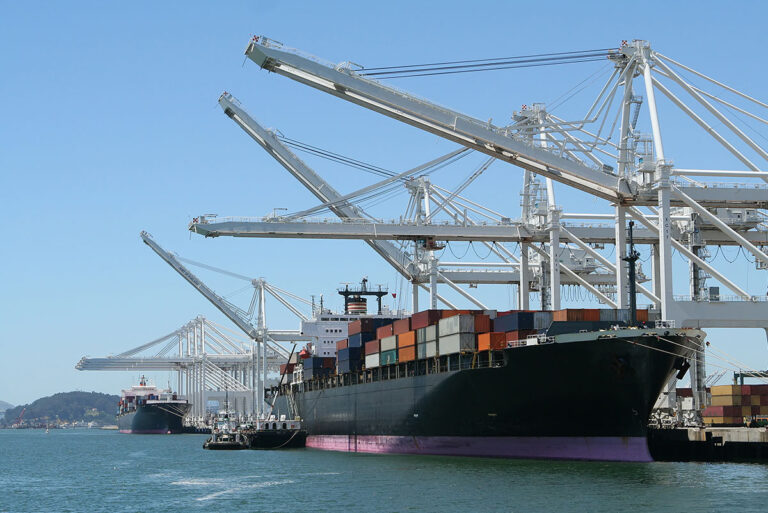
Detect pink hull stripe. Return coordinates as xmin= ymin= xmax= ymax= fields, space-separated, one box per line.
xmin=306 ymin=435 xmax=652 ymax=462
xmin=119 ymin=429 xmax=173 ymax=434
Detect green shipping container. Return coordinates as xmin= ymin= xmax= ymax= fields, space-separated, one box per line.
xmin=380 ymin=349 xmax=398 ymax=366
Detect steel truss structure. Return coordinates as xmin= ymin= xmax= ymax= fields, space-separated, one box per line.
xmin=187 ymin=37 xmax=768 ymax=417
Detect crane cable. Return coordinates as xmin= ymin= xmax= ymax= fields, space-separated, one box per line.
xmin=358 ymin=48 xmax=619 ymax=79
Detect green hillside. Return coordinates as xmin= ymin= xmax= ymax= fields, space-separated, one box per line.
xmin=3 ymin=391 xmax=118 ymax=426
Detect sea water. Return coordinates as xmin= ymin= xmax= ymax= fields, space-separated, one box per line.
xmin=1 ymin=429 xmax=767 ymax=512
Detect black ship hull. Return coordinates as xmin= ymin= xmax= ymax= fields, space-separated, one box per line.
xmin=118 ymin=403 xmax=190 ymax=434
xmin=275 ymin=332 xmax=697 ymax=461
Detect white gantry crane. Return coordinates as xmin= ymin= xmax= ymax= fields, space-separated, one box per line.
xmin=190 ymin=36 xmax=768 ymax=419
xmin=140 ymin=231 xmax=314 ymax=418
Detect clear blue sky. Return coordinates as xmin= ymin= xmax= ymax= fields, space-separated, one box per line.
xmin=2 ymin=1 xmax=767 ymax=405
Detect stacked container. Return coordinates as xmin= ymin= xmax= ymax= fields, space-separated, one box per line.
xmin=337 ymin=347 xmax=363 ymax=373
xmin=303 ymin=356 xmax=335 ymax=380
xmin=380 ymin=334 xmax=398 ymax=366
xmin=703 ymin=384 xmax=768 ymax=425
xmin=398 ymin=330 xmax=416 ymax=362
xmin=438 ymin=314 xmax=489 ymax=354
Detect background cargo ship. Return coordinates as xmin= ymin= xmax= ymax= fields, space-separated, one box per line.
xmin=117 ymin=376 xmax=191 ymax=434
xmin=273 ymin=305 xmax=701 ymax=462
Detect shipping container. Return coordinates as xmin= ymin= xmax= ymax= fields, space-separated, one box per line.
xmin=703 ymin=416 xmax=744 ymax=426
xmin=702 ymin=405 xmax=742 ymax=417
xmin=336 ymin=339 xmax=348 ymax=351
xmin=439 ymin=333 xmax=476 ymax=354
xmin=478 ymin=332 xmax=506 ymax=351
xmin=411 ymin=309 xmax=443 ymax=330
xmin=417 ymin=343 xmax=427 ymax=359
xmin=440 ymin=309 xmax=472 ymax=319
xmin=742 ymin=406 xmax=753 ymax=417
xmin=761 ymin=396 xmax=768 ymax=406
xmin=505 ymin=330 xmax=537 ymax=342
xmin=380 ymin=349 xmax=398 ymax=366
xmin=425 ymin=324 xmax=438 ymax=342
xmin=376 ymin=324 xmax=393 ymax=339
xmin=381 ymin=335 xmax=397 ymax=352
xmin=676 ymin=387 xmax=693 ymax=398
xmin=416 ymin=327 xmax=428 ymax=344
xmin=711 ymin=384 xmax=741 ymax=396
xmin=322 ymin=357 xmax=336 ymax=369
xmin=636 ymin=309 xmax=649 ymax=322
xmin=337 ymin=347 xmax=362 ymax=362
xmin=303 ymin=367 xmax=332 ymax=380
xmin=533 ymin=311 xmax=553 ymax=330
xmin=348 ymin=331 xmax=376 ymax=348
xmin=399 ymin=345 xmax=416 ymax=362
xmin=749 ymin=395 xmax=761 ymax=406
xmin=398 ymin=331 xmax=416 ymax=348
xmin=303 ymin=357 xmax=323 ymax=369
xmin=338 ymin=359 xmax=362 ymax=373
xmin=426 ymin=341 xmax=437 ymax=358
xmin=393 ymin=318 xmax=411 ymax=335
xmin=751 ymin=384 xmax=768 ymax=395
xmin=348 ymin=318 xmax=398 ymax=336
xmin=711 ymin=395 xmax=741 ymax=406
xmin=761 ymin=406 xmax=768 ymax=415
xmin=494 ymin=311 xmax=535 ymax=332
xmin=365 ymin=353 xmax=380 ymax=369
xmin=583 ymin=309 xmax=601 ymax=321
xmin=438 ymin=314 xmax=491 ymax=337
xmin=553 ymin=309 xmax=585 ymax=322
xmin=364 ymin=339 xmax=380 ymax=356
xmin=279 ymin=363 xmax=295 ymax=375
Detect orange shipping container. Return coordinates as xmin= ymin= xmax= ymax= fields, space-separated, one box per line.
xmin=636 ymin=309 xmax=649 ymax=322
xmin=583 ymin=309 xmax=601 ymax=321
xmin=399 ymin=345 xmax=416 ymax=362
xmin=398 ymin=331 xmax=416 ymax=348
xmin=441 ymin=309 xmax=472 ymax=319
xmin=478 ymin=332 xmax=507 ymax=351
xmin=553 ymin=309 xmax=584 ymax=322
xmin=505 ymin=330 xmax=537 ymax=342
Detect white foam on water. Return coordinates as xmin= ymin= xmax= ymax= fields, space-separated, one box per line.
xmin=195 ymin=479 xmax=295 ymax=502
xmin=171 ymin=478 xmax=227 ymax=487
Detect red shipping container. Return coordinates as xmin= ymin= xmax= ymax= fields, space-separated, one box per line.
xmin=478 ymin=332 xmax=506 ymax=351
xmin=583 ymin=309 xmax=601 ymax=321
xmin=751 ymin=384 xmax=768 ymax=395
xmin=279 ymin=363 xmax=295 ymax=375
xmin=753 ymin=405 xmax=761 ymax=416
xmin=393 ymin=318 xmax=411 ymax=335
xmin=376 ymin=324 xmax=393 ymax=339
xmin=474 ymin=314 xmax=491 ymax=334
xmin=348 ymin=320 xmax=362 ymax=336
xmin=505 ymin=329 xmax=537 ymax=342
xmin=702 ymin=405 xmax=741 ymax=417
xmin=411 ymin=309 xmax=443 ymax=330
xmin=441 ymin=309 xmax=471 ymax=319
xmin=364 ymin=339 xmax=380 ymax=355
xmin=336 ymin=339 xmax=348 ymax=351
xmin=761 ymin=396 xmax=768 ymax=406
xmin=636 ymin=309 xmax=649 ymax=322
xmin=322 ymin=357 xmax=335 ymax=369
xmin=399 ymin=346 xmax=416 ymax=362
xmin=676 ymin=388 xmax=693 ymax=398
xmin=398 ymin=331 xmax=416 ymax=348
xmin=741 ymin=385 xmax=752 ymax=395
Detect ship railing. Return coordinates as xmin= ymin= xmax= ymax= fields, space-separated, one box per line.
xmin=655 ymin=320 xmax=676 ymax=329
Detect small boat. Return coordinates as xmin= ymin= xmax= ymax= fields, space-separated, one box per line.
xmin=203 ymin=411 xmax=248 ymax=450
xmin=243 ymin=415 xmax=307 ymax=449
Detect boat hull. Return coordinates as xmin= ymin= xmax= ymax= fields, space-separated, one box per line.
xmin=117 ymin=403 xmax=190 ymax=434
xmin=276 ymin=332 xmax=696 ymax=461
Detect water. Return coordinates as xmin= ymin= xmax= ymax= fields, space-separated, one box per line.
xmin=2 ymin=430 xmax=768 ymax=512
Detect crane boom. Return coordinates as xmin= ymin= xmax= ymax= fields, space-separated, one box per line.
xmin=243 ymin=38 xmax=632 ymax=202
xmin=139 ymin=232 xmax=301 ymax=357
xmin=218 ymin=94 xmax=417 ymax=280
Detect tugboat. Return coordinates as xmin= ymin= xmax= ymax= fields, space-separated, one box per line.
xmin=203 ymin=410 xmax=247 ymax=450
xmin=244 ymin=415 xmax=307 ymax=449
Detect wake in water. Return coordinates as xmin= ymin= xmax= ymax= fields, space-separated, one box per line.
xmin=195 ymin=479 xmax=296 ymax=502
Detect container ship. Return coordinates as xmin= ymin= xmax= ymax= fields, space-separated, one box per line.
xmin=117 ymin=376 xmax=191 ymax=434
xmin=271 ymin=287 xmax=702 ymax=462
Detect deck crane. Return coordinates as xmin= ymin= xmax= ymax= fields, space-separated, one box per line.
xmin=140 ymin=231 xmax=305 ymax=416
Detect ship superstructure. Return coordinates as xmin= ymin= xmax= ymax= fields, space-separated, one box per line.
xmin=117 ymin=376 xmax=190 ymax=434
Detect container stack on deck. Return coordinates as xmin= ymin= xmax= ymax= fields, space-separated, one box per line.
xmin=300 ymin=308 xmax=656 ymax=380
xmin=702 ymin=384 xmax=768 ymax=426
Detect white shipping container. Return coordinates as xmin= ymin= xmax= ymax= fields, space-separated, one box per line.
xmin=365 ymin=353 xmax=380 ymax=369
xmin=439 ymin=333 xmax=476 ymax=354
xmin=438 ymin=314 xmax=476 ymax=337
xmin=416 ymin=327 xmax=428 ymax=344
xmin=381 ymin=335 xmax=397 ymax=352
xmin=425 ymin=324 xmax=438 ymax=342
xmin=426 ymin=341 xmax=437 ymax=358
xmin=417 ymin=343 xmax=426 ymax=359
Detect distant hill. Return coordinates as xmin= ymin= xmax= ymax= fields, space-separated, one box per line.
xmin=2 ymin=391 xmax=118 ymax=426
xmin=0 ymin=400 xmax=13 ymax=412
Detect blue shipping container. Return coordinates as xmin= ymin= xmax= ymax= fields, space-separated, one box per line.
xmin=338 ymin=359 xmax=363 ymax=373
xmin=337 ymin=347 xmax=362 ymax=362
xmin=494 ymin=312 xmax=535 ymax=332
xmin=348 ymin=331 xmax=377 ymax=347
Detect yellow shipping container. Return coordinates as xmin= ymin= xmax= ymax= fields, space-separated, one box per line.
xmin=752 ymin=395 xmax=761 ymax=406
xmin=761 ymin=406 xmax=768 ymax=415
xmin=704 ymin=416 xmax=743 ymax=425
xmin=711 ymin=384 xmax=742 ymax=396
xmin=742 ymin=406 xmax=753 ymax=416
xmin=711 ymin=395 xmax=741 ymax=406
